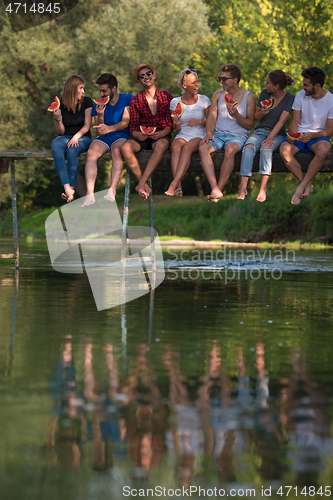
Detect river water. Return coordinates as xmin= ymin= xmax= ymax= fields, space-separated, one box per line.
xmin=1 ymin=239 xmax=333 ymax=499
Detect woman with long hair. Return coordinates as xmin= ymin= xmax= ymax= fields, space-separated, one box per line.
xmin=51 ymin=74 xmax=92 ymax=202
xmin=237 ymin=70 xmax=294 ymax=202
xmin=165 ymin=69 xmax=210 ymax=197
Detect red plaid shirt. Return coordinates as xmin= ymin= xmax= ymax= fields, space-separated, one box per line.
xmin=129 ymin=88 xmax=173 ymax=134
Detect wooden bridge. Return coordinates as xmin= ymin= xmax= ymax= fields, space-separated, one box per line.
xmin=1 ymin=149 xmax=333 ymax=268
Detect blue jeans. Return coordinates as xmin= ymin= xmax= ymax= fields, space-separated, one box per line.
xmin=51 ymin=135 xmax=92 ymax=187
xmin=239 ymin=129 xmax=284 ymax=176
xmin=209 ymin=131 xmax=247 ymax=151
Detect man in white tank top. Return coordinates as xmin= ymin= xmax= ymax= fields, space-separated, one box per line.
xmin=279 ymin=66 xmax=333 ymax=205
xmin=199 ymin=64 xmax=256 ymax=202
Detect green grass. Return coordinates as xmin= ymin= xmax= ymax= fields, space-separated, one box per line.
xmin=1 ymin=185 xmax=333 ymax=244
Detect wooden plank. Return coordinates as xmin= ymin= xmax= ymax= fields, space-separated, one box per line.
xmin=137 ymin=150 xmax=333 ymax=173
xmin=1 ymin=149 xmax=333 ymax=172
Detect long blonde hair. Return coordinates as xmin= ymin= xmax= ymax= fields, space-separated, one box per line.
xmin=61 ymin=74 xmax=85 ymax=113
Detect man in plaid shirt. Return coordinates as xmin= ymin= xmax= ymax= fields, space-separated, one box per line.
xmin=121 ymin=63 xmax=173 ymax=199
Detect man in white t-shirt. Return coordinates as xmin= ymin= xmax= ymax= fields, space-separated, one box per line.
xmin=280 ymin=67 xmax=333 ymax=205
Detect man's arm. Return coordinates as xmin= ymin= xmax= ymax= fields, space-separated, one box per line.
xmin=93 ymin=106 xmax=131 ymax=136
xmin=200 ymin=91 xmax=221 ymax=144
xmin=149 ymin=126 xmax=172 ymax=140
xmin=286 ymin=110 xmax=300 ymax=143
xmin=129 ymin=98 xmax=149 ymax=141
xmin=301 ymin=118 xmax=333 ymax=143
xmin=227 ymin=92 xmax=255 ymax=130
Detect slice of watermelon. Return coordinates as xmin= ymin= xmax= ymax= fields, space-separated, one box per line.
xmin=139 ymin=125 xmax=157 ymax=135
xmin=261 ymin=98 xmax=274 ymax=109
xmin=47 ymin=96 xmax=60 ymax=112
xmin=224 ymin=92 xmax=238 ymax=107
xmin=93 ymin=96 xmax=110 ymax=106
xmin=287 ymin=132 xmax=304 ymax=140
xmin=171 ymin=101 xmax=184 ymax=118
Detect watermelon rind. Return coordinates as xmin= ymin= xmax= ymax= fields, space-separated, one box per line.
xmin=260 ymin=98 xmax=274 ymax=109
xmin=224 ymin=92 xmax=237 ymax=107
xmin=171 ymin=101 xmax=184 ymax=118
xmin=47 ymin=96 xmax=60 ymax=112
xmin=93 ymin=96 xmax=110 ymax=106
xmin=287 ymin=132 xmax=304 ymax=140
xmin=139 ymin=126 xmax=156 ymax=135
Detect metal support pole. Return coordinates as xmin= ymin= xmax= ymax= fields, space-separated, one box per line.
xmin=7 ymin=268 xmax=19 ymax=377
xmin=10 ymin=160 xmax=19 ymax=269
xmin=121 ymin=168 xmax=131 ymax=274
xmin=147 ymin=176 xmax=156 ymax=273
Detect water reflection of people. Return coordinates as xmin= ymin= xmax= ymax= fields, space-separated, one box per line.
xmin=47 ymin=339 xmax=86 ymax=469
xmin=125 ymin=344 xmax=168 ymax=479
xmin=280 ymin=349 xmax=333 ymax=486
xmin=83 ymin=343 xmax=128 ymax=471
xmin=163 ymin=347 xmax=203 ymax=488
xmin=197 ymin=342 xmax=240 ymax=482
xmin=196 ymin=342 xmax=286 ymax=483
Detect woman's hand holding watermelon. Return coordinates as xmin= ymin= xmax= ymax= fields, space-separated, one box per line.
xmin=53 ymin=108 xmax=62 ymax=121
xmin=260 ymin=107 xmax=270 ymax=116
xmin=172 ymin=115 xmax=181 ymax=131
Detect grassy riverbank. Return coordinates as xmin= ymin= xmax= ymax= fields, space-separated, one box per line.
xmin=1 ymin=182 xmax=333 ymax=244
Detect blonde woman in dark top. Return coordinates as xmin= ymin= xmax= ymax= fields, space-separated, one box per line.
xmin=237 ymin=70 xmax=294 ymax=202
xmin=51 ymin=75 xmax=92 ymax=202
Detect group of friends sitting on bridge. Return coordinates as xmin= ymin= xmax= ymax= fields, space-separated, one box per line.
xmin=51 ymin=64 xmax=333 ymax=207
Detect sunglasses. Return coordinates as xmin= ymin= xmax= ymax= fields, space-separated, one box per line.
xmin=139 ymin=70 xmax=153 ymax=80
xmin=217 ymin=76 xmax=234 ymax=83
xmin=181 ymin=69 xmax=197 ymax=83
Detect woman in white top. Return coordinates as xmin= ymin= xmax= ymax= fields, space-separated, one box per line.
xmin=165 ymin=69 xmax=211 ymax=196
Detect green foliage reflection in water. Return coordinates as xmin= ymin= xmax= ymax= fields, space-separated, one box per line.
xmin=1 ymin=267 xmax=333 ymax=495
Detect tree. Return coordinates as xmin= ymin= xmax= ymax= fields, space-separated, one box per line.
xmin=0 ymin=0 xmax=210 ymax=206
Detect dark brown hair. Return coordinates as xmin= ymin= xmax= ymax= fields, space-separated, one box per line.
xmin=301 ymin=67 xmax=325 ymax=87
xmin=96 ymin=73 xmax=118 ymax=90
xmin=268 ymin=70 xmax=294 ymax=89
xmin=220 ymin=64 xmax=241 ymax=83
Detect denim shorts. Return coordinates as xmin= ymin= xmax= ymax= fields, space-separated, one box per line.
xmin=281 ymin=136 xmax=331 ymax=153
xmin=209 ymin=132 xmax=247 ymax=152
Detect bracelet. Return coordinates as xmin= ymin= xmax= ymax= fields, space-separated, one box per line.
xmin=55 ymin=118 xmax=61 ymax=122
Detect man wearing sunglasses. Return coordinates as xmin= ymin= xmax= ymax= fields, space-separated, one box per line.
xmin=199 ymin=64 xmax=256 ymax=202
xmin=121 ymin=63 xmax=173 ymax=199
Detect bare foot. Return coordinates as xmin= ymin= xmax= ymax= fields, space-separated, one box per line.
xmin=165 ymin=186 xmax=175 ymax=196
xmin=300 ymin=185 xmax=313 ymax=199
xmin=135 ymin=183 xmax=151 ymax=200
xmin=207 ymin=188 xmax=223 ymax=203
xmin=81 ymin=193 xmax=95 ymax=207
xmin=62 ymin=186 xmax=75 ymax=203
xmin=104 ymin=187 xmax=116 ymax=202
xmin=256 ymin=190 xmax=266 ymax=202
xmin=174 ymin=187 xmax=183 ymax=197
xmin=291 ymin=186 xmax=304 ymax=205
xmin=237 ymin=189 xmax=248 ymax=200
